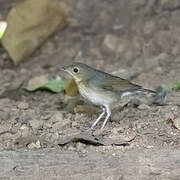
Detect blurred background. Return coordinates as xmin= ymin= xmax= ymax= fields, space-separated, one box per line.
xmin=0 ymin=0 xmax=180 ymax=179
xmin=0 ymin=0 xmax=180 ymax=160
xmin=1 ymin=0 xmax=180 ymax=88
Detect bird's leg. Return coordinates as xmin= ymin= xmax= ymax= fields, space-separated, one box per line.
xmin=91 ymin=107 xmax=105 ymax=129
xmin=101 ymin=105 xmax=111 ymax=129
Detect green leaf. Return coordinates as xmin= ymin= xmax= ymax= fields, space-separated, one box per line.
xmin=172 ymin=83 xmax=180 ymax=91
xmin=41 ymin=79 xmax=66 ymax=93
xmin=168 ymin=82 xmax=180 ymax=91
xmin=24 ymin=76 xmax=67 ymax=93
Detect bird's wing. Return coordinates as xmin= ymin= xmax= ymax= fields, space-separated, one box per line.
xmin=101 ymin=78 xmax=141 ymax=93
xmin=88 ymin=71 xmax=142 ymax=93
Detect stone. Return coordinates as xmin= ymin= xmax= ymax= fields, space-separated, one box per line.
xmin=138 ymin=104 xmax=150 ymax=110
xmin=76 ymin=142 xmax=86 ymax=152
xmin=44 ymin=122 xmax=53 ymax=129
xmin=27 ymin=140 xmax=41 ymax=149
xmin=52 ymin=120 xmax=70 ymax=131
xmin=49 ymin=112 xmax=64 ymax=123
xmin=174 ymin=118 xmax=180 ymax=130
xmin=49 ymin=111 xmax=71 ymax=130
xmin=20 ymin=124 xmax=29 ymax=130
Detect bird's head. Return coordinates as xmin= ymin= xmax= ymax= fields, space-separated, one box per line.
xmin=61 ymin=62 xmax=95 ymax=83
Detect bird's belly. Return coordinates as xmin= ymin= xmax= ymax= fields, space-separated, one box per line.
xmin=78 ymin=84 xmax=116 ymax=106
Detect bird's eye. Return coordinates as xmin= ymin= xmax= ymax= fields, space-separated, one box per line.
xmin=73 ymin=67 xmax=79 ymax=73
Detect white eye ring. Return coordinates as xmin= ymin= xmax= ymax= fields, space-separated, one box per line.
xmin=73 ymin=67 xmax=79 ymax=73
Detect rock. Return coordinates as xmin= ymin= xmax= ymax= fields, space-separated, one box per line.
xmin=111 ymin=127 xmax=124 ymax=134
xmin=15 ymin=125 xmax=36 ymax=148
xmin=52 ymin=120 xmax=70 ymax=131
xmin=17 ymin=102 xmax=29 ymax=110
xmin=67 ymin=145 xmax=76 ymax=151
xmin=27 ymin=140 xmax=41 ymax=149
xmin=20 ymin=124 xmax=28 ymax=130
xmin=174 ymin=118 xmax=180 ymax=130
xmin=138 ymin=104 xmax=150 ymax=110
xmin=49 ymin=111 xmax=70 ymax=130
xmin=19 ymin=125 xmax=34 ymax=138
xmin=76 ymin=142 xmax=86 ymax=152
xmin=44 ymin=122 xmax=53 ymax=129
xmin=49 ymin=112 xmax=64 ymax=123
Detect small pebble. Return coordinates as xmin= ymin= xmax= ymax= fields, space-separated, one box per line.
xmin=20 ymin=124 xmax=28 ymax=130
xmin=138 ymin=104 xmax=150 ymax=110
xmin=52 ymin=120 xmax=70 ymax=131
xmin=76 ymin=142 xmax=86 ymax=152
xmin=174 ymin=118 xmax=180 ymax=130
xmin=27 ymin=140 xmax=41 ymax=149
xmin=49 ymin=112 xmax=64 ymax=123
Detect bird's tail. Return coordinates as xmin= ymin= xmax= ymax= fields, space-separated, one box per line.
xmin=121 ymin=88 xmax=156 ymax=97
xmin=136 ymin=88 xmax=156 ymax=94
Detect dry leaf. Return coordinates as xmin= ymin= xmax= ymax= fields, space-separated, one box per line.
xmin=2 ymin=0 xmax=68 ymax=65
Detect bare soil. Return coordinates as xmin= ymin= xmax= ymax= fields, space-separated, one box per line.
xmin=0 ymin=0 xmax=180 ymax=179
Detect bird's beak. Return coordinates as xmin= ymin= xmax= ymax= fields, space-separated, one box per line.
xmin=59 ymin=66 xmax=67 ymax=72
xmin=59 ymin=66 xmax=73 ymax=77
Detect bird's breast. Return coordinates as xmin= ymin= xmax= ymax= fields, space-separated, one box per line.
xmin=77 ymin=82 xmax=117 ymax=106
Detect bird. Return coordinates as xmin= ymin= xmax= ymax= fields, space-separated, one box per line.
xmin=61 ymin=62 xmax=156 ymax=129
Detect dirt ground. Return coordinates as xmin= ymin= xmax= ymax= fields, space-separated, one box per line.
xmin=0 ymin=0 xmax=180 ymax=179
